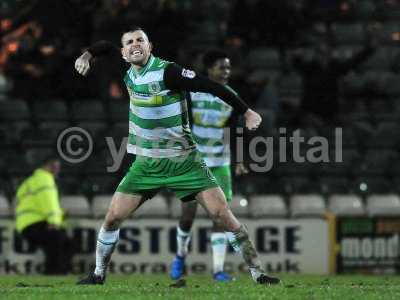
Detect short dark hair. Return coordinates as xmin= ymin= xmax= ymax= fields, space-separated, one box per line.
xmin=122 ymin=26 xmax=150 ymax=41
xmin=203 ymin=49 xmax=229 ymax=69
xmin=41 ymin=154 xmax=60 ymax=166
xmin=124 ymin=26 xmax=145 ymax=34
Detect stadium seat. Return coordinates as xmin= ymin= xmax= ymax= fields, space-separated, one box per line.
xmin=236 ymin=176 xmax=270 ymax=195
xmin=60 ymin=160 xmax=87 ymax=176
xmin=71 ymin=100 xmax=106 ymax=121
xmin=9 ymin=177 xmax=25 ymax=197
xmin=390 ymin=158 xmax=400 ymax=176
xmin=109 ymin=101 xmax=128 ymax=123
xmin=261 ymin=178 xmax=288 ymax=195
xmin=83 ymin=175 xmax=119 ymax=194
xmin=369 ymin=122 xmax=400 ymax=148
xmin=5 ymin=152 xmax=32 ymax=176
xmin=276 ymin=72 xmax=302 ymax=96
xmin=0 ymin=179 xmax=9 ymax=198
xmin=278 ymin=176 xmax=316 ymax=194
xmin=21 ymin=128 xmax=57 ymax=147
xmin=0 ymin=127 xmax=13 ymax=147
xmin=60 ymin=195 xmax=91 ymax=217
xmin=249 ymin=194 xmax=287 ymax=218
xmin=354 ymin=150 xmax=396 ymax=176
xmin=246 ymin=47 xmax=280 ymax=69
xmin=366 ymin=194 xmax=400 ymax=216
xmin=352 ymin=121 xmax=374 ymax=146
xmin=361 ymin=71 xmax=392 ymax=96
xmin=133 ymin=195 xmax=169 ymax=218
xmin=38 ymin=120 xmax=69 ymax=131
xmin=97 ymin=122 xmax=128 ymax=150
xmin=341 ymin=72 xmax=366 ymax=95
xmin=379 ymin=22 xmax=400 ymax=44
xmin=84 ymin=149 xmax=118 ymax=175
xmin=57 ymin=175 xmax=82 ymax=195
xmin=38 ymin=121 xmax=70 ymax=139
xmin=320 ymin=176 xmax=351 ymax=194
xmin=275 ymin=156 xmax=314 ymax=177
xmin=354 ymin=0 xmax=376 ymax=19
xmin=290 ymin=194 xmax=326 ymax=217
xmin=331 ymin=22 xmax=365 ymax=45
xmin=169 ymin=197 xmax=208 ymax=218
xmin=384 ymin=73 xmax=400 ymax=97
xmin=92 ymin=195 xmax=112 ymax=218
xmin=361 ymin=47 xmax=392 ymax=71
xmin=3 ymin=121 xmax=30 ymax=144
xmin=328 ymin=195 xmax=365 ymax=216
xmin=230 ymin=194 xmax=249 ymax=217
xmin=25 ymin=147 xmax=55 ymax=166
xmin=335 ymin=127 xmax=358 ymax=148
xmin=0 ymin=195 xmax=11 ymax=217
xmin=76 ymin=121 xmax=108 ymax=139
xmin=335 ymin=45 xmax=362 ymax=61
xmin=32 ymin=100 xmax=69 ymax=121
xmin=352 ymin=176 xmax=392 ymax=194
xmin=0 ymin=99 xmax=30 ymax=121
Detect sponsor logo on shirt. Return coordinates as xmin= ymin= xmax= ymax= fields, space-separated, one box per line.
xmin=181 ymin=68 xmax=196 ymax=79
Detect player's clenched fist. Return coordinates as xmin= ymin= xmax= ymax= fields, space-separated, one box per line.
xmin=244 ymin=109 xmax=262 ymax=130
xmin=74 ymin=51 xmax=93 ymax=76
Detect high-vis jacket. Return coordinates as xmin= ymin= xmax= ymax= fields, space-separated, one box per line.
xmin=15 ymin=168 xmax=62 ymax=232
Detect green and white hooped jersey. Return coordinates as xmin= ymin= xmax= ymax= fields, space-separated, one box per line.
xmin=191 ymin=91 xmax=233 ymax=167
xmin=123 ymin=55 xmax=196 ymax=158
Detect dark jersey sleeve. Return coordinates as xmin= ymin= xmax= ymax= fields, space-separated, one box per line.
xmin=87 ymin=40 xmax=120 ymax=57
xmin=335 ymin=45 xmax=376 ymax=75
xmin=227 ymin=110 xmax=246 ymax=165
xmin=164 ymin=63 xmax=249 ymax=114
xmin=86 ymin=40 xmax=127 ymax=76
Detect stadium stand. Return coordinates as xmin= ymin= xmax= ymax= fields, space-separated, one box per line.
xmin=71 ymin=101 xmax=106 ymax=122
xmin=91 ymin=195 xmax=112 ymax=218
xmin=0 ymin=194 xmax=11 ymax=217
xmin=290 ymin=194 xmax=326 ymax=218
xmin=133 ymin=195 xmax=169 ymax=218
xmin=0 ymin=0 xmax=400 ymax=222
xmin=169 ymin=197 xmax=208 ymax=218
xmin=328 ymin=194 xmax=365 ymax=216
xmin=229 ymin=195 xmax=250 ymax=217
xmin=366 ymin=194 xmax=400 ymax=216
xmin=248 ymin=195 xmax=287 ymax=218
xmin=60 ymin=195 xmax=91 ymax=217
xmin=32 ymin=100 xmax=69 ymax=122
xmin=0 ymin=99 xmax=30 ymax=121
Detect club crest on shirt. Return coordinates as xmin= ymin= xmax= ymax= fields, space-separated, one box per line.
xmin=148 ymin=81 xmax=162 ymax=93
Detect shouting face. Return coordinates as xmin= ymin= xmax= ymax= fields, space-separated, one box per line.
xmin=121 ymin=30 xmax=152 ymax=66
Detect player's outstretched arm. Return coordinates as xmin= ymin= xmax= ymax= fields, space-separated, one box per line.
xmin=75 ymin=51 xmax=92 ymax=76
xmin=74 ymin=40 xmax=120 ymax=76
xmin=164 ymin=63 xmax=262 ymax=131
xmin=243 ymin=109 xmax=262 ymax=131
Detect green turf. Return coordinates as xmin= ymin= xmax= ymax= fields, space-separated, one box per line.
xmin=0 ymin=274 xmax=400 ymax=300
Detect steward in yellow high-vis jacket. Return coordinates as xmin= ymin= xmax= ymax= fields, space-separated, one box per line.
xmin=16 ymin=168 xmax=63 ymax=232
xmin=15 ymin=155 xmax=74 ymax=275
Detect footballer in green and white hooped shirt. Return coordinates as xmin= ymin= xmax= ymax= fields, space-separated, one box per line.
xmin=170 ymin=49 xmax=250 ymax=282
xmin=74 ymin=28 xmax=280 ymax=286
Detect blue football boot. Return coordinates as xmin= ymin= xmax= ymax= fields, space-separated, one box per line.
xmin=170 ymin=255 xmax=185 ymax=280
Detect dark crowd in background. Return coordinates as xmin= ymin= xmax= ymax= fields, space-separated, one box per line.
xmin=1 ymin=0 xmax=400 ymax=198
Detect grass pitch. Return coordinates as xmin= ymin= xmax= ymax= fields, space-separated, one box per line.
xmin=1 ymin=274 xmax=400 ymax=300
